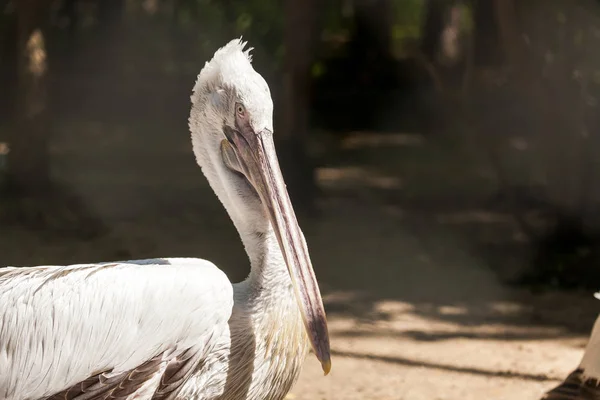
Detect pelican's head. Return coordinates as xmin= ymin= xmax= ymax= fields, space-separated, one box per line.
xmin=189 ymin=39 xmax=331 ymax=375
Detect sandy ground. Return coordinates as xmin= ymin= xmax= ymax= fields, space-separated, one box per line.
xmin=288 ymin=203 xmax=597 ymax=400
xmin=1 ymin=126 xmax=598 ymax=400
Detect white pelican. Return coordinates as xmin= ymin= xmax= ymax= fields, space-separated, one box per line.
xmin=542 ymin=310 xmax=600 ymax=399
xmin=0 ymin=39 xmax=331 ymax=400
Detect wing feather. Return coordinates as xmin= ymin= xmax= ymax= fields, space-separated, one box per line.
xmin=46 ymin=351 xmax=164 ymax=400
xmin=0 ymin=258 xmax=234 ymax=400
xmin=152 ymin=344 xmax=207 ymax=400
xmin=44 ymin=344 xmax=210 ymax=400
xmin=540 ymin=369 xmax=600 ymax=400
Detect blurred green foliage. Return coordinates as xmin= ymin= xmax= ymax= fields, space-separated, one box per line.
xmin=391 ymin=0 xmax=425 ymax=57
xmin=70 ymin=0 xmax=431 ymax=78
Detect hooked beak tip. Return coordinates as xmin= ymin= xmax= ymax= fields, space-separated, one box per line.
xmin=321 ymin=358 xmax=332 ymax=376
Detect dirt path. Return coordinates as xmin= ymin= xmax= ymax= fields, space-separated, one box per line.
xmin=284 ymin=201 xmax=595 ymax=400
xmin=293 ymin=302 xmax=586 ymax=400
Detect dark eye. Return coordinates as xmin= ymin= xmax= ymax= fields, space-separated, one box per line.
xmin=236 ymin=104 xmax=246 ymax=116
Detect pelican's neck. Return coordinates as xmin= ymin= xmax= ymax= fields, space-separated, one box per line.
xmin=237 ymin=223 xmax=292 ymax=302
xmin=191 ymin=131 xmax=291 ymax=301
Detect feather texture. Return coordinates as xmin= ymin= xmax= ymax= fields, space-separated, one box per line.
xmin=0 ymin=258 xmax=233 ymax=400
xmin=542 ymin=369 xmax=600 ymax=400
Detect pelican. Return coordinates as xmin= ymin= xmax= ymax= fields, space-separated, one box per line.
xmin=0 ymin=39 xmax=331 ymax=400
xmin=542 ymin=305 xmax=600 ymax=399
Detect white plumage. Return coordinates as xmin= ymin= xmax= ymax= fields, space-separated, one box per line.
xmin=0 ymin=39 xmax=330 ymax=400
xmin=0 ymin=259 xmax=232 ymax=399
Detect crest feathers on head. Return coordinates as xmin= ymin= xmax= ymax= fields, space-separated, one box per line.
xmin=191 ymin=38 xmax=254 ymax=104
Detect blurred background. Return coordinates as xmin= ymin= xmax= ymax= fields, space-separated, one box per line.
xmin=1 ymin=0 xmax=600 ymax=398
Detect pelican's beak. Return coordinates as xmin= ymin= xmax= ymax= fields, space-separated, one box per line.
xmin=222 ymin=125 xmax=331 ymax=375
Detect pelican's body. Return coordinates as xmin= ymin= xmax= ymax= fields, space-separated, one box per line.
xmin=0 ymin=258 xmax=306 ymax=400
xmin=0 ymin=40 xmax=330 ymax=400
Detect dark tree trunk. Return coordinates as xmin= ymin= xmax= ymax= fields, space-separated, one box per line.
xmin=353 ymin=0 xmax=393 ymax=56
xmin=493 ymin=0 xmax=528 ymax=75
xmin=351 ymin=0 xmax=397 ymax=86
xmin=473 ymin=0 xmax=502 ymax=66
xmin=418 ymin=0 xmax=469 ymax=134
xmin=279 ymin=0 xmax=318 ymax=214
xmin=421 ymin=0 xmax=447 ymax=62
xmin=0 ymin=2 xmax=17 ymax=124
xmin=5 ymin=0 xmax=51 ymax=194
xmin=421 ymin=0 xmax=469 ymax=77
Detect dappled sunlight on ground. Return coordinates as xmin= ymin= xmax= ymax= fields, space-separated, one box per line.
xmin=292 ymin=293 xmax=589 ymax=400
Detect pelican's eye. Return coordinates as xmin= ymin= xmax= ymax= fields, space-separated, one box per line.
xmin=236 ymin=103 xmax=246 ymax=118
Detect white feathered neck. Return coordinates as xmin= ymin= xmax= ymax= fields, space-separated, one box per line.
xmin=188 ymin=39 xmax=288 ymax=297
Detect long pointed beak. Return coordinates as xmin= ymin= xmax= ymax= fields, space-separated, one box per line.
xmin=223 ymin=126 xmax=331 ymax=375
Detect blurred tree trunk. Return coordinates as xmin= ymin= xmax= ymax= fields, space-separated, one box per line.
xmin=279 ymin=0 xmax=318 ymax=214
xmin=493 ymin=0 xmax=529 ymax=78
xmin=421 ymin=0 xmax=446 ymax=62
xmin=354 ymin=0 xmax=393 ymax=56
xmin=421 ymin=0 xmax=469 ymax=81
xmin=5 ymin=0 xmax=51 ymax=193
xmin=0 ymin=2 xmax=17 ymax=124
xmin=351 ymin=0 xmax=397 ymax=92
xmin=419 ymin=0 xmax=470 ymax=134
xmin=473 ymin=0 xmax=502 ymax=66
